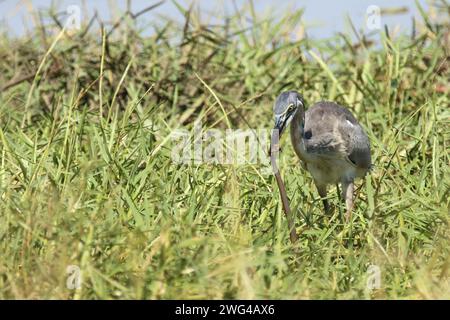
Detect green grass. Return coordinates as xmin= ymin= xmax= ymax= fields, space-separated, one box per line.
xmin=0 ymin=2 xmax=449 ymax=299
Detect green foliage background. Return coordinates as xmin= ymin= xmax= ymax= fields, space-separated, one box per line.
xmin=0 ymin=2 xmax=448 ymax=299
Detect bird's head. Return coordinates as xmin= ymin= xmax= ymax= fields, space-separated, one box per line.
xmin=272 ymin=90 xmax=305 ymax=136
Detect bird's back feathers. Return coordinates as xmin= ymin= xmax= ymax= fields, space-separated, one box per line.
xmin=303 ymin=101 xmax=371 ymax=170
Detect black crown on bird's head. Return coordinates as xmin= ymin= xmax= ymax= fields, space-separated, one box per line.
xmin=273 ymin=91 xmax=305 ymax=115
xmin=272 ymin=91 xmax=305 ymax=135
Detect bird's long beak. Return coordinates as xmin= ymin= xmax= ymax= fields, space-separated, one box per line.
xmin=273 ymin=115 xmax=285 ymax=135
xmin=269 ymin=115 xmax=284 ymax=158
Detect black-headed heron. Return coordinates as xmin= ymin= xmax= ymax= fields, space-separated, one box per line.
xmin=270 ymin=91 xmax=371 ymax=243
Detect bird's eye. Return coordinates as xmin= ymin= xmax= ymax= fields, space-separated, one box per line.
xmin=288 ymin=104 xmax=295 ymax=111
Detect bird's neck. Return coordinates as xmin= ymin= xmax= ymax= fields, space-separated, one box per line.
xmin=290 ymin=108 xmax=305 ymax=138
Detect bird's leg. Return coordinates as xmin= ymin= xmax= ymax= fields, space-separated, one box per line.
xmin=315 ymin=182 xmax=330 ymax=215
xmin=335 ymin=183 xmax=342 ymax=218
xmin=342 ymin=180 xmax=354 ymax=222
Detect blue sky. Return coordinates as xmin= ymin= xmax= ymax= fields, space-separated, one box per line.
xmin=0 ymin=0 xmax=429 ymax=39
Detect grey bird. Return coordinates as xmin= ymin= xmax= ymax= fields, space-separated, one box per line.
xmin=272 ymin=90 xmax=371 ymax=221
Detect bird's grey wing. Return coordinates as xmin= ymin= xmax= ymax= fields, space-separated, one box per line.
xmin=338 ymin=119 xmax=372 ymax=169
xmin=302 ymin=102 xmax=349 ymax=158
xmin=303 ymin=101 xmax=371 ymax=166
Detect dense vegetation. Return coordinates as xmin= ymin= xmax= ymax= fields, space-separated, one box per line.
xmin=0 ymin=1 xmax=448 ymax=299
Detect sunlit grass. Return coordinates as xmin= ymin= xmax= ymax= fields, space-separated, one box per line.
xmin=0 ymin=2 xmax=448 ymax=299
